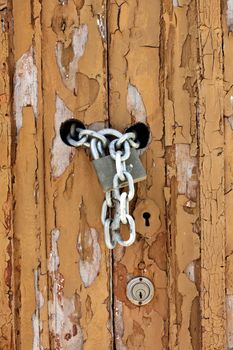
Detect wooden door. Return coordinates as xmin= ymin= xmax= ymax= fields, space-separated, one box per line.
xmin=0 ymin=0 xmax=232 ymax=349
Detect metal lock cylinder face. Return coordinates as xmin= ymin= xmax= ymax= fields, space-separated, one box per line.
xmin=127 ymin=277 xmax=154 ymax=306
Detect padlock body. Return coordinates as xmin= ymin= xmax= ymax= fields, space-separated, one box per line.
xmin=92 ymin=148 xmax=146 ymax=192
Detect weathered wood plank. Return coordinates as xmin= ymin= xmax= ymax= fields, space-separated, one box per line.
xmin=41 ymin=1 xmax=111 ymax=348
xmin=12 ymin=1 xmax=50 ymax=348
xmin=108 ymin=1 xmax=168 ymax=348
xmin=0 ymin=5 xmax=15 ymax=349
xmin=197 ymin=1 xmax=226 ymax=349
xmin=162 ymin=2 xmax=201 ymax=349
xmin=222 ymin=1 xmax=233 ymax=349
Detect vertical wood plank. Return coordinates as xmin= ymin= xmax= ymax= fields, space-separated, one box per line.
xmin=108 ymin=1 xmax=168 ymax=348
xmin=162 ymin=1 xmax=201 ymax=349
xmin=197 ymin=0 xmax=226 ymax=348
xmin=12 ymin=1 xmax=50 ymax=348
xmin=222 ymin=1 xmax=233 ymax=349
xmin=0 ymin=4 xmax=15 ymax=349
xmin=41 ymin=1 xmax=111 ymax=348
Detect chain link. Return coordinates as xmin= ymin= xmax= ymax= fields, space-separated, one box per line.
xmin=66 ymin=123 xmax=139 ymax=249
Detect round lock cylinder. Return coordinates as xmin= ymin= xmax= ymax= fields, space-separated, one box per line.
xmin=126 ymin=277 xmax=154 ymax=306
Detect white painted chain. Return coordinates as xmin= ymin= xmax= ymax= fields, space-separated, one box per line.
xmin=67 ymin=122 xmax=138 ymax=249
xmin=102 ymin=134 xmax=138 ymax=249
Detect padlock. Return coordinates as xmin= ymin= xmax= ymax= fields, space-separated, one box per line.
xmin=92 ymin=148 xmax=146 ymax=192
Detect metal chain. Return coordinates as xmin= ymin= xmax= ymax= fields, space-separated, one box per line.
xmin=66 ymin=122 xmax=139 ymax=249
xmin=101 ymin=134 xmax=137 ymax=249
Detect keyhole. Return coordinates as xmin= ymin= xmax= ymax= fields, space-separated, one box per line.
xmin=143 ymin=212 xmax=151 ymax=227
xmin=139 ymin=291 xmax=143 ymax=299
xmin=61 ymin=19 xmax=66 ymax=32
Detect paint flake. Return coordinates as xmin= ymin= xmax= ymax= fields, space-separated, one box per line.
xmin=49 ymin=281 xmax=83 ymax=349
xmin=114 ymin=300 xmax=127 ymax=350
xmin=176 ymin=144 xmax=198 ymax=201
xmin=184 ymin=262 xmax=195 ymax=283
xmin=77 ymin=228 xmax=101 ymax=288
xmin=97 ymin=14 xmax=106 ymax=41
xmin=56 ymin=24 xmax=88 ymax=91
xmin=14 ymin=47 xmax=38 ymax=133
xmin=127 ymin=84 xmax=147 ymax=123
xmin=227 ymin=0 xmax=233 ymax=31
xmin=51 ymin=96 xmax=75 ymax=178
xmin=227 ymin=295 xmax=233 ymax=348
xmin=48 ymin=228 xmax=83 ymax=349
xmin=32 ymin=269 xmax=45 ymax=350
xmin=49 ymin=228 xmax=60 ymax=272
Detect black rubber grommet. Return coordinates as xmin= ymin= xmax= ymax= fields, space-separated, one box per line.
xmin=60 ymin=119 xmax=86 ymax=146
xmin=125 ymin=122 xmax=150 ymax=149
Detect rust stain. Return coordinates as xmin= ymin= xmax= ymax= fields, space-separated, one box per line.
xmin=114 ymin=299 xmax=127 ymax=350
xmin=32 ymin=269 xmax=45 ymax=350
xmin=48 ymin=228 xmax=83 ymax=349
